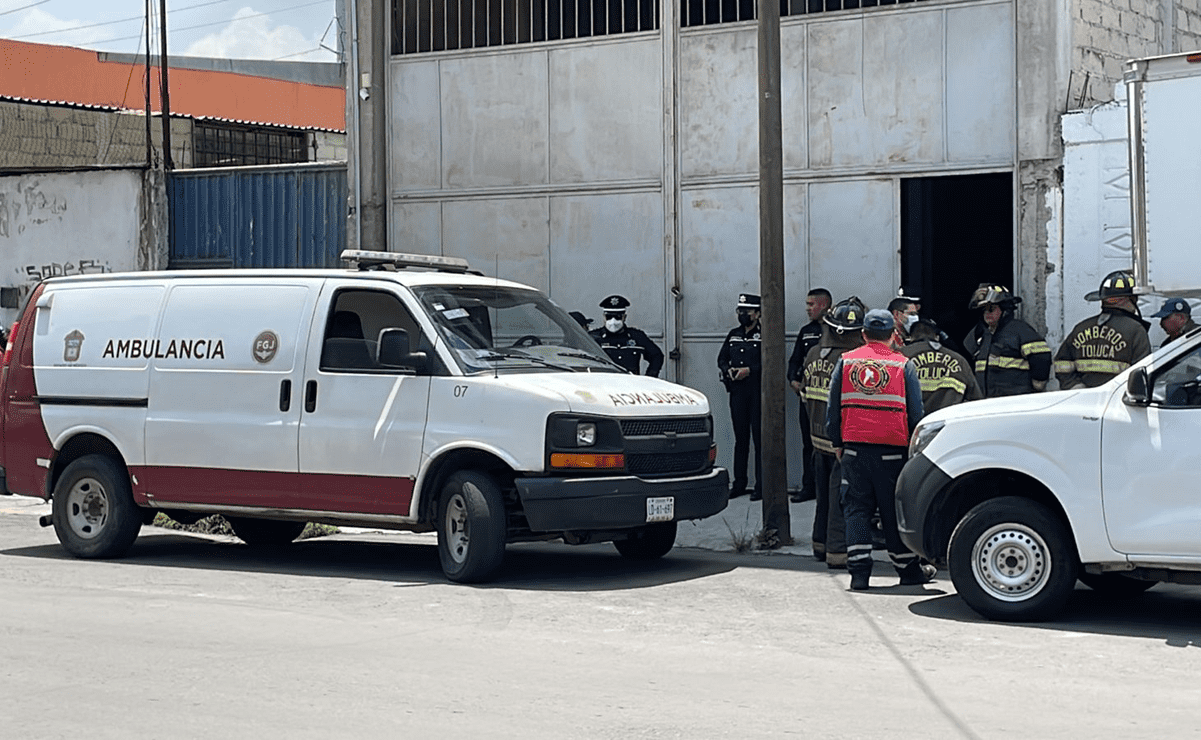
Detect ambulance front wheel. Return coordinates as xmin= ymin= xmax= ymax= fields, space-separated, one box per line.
xmin=614 ymin=521 xmax=677 ymax=560
xmin=52 ymin=454 xmax=143 ymax=559
xmin=437 ymin=471 xmax=507 ymax=583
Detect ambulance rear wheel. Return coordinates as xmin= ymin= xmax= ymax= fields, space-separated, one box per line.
xmin=437 ymin=471 xmax=507 ymax=583
xmin=52 ymin=454 xmax=142 ymax=559
xmin=614 ymin=522 xmax=677 ymax=560
xmin=227 ymin=517 xmax=306 ymax=547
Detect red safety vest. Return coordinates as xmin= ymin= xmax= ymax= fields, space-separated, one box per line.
xmin=839 ymin=342 xmax=911 ymax=447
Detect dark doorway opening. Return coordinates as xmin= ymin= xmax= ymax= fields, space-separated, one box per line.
xmin=901 ymin=173 xmax=1013 ymax=355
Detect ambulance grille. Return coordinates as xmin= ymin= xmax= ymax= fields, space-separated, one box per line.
xmin=620 ymin=417 xmax=708 ymax=437
xmin=626 ymin=450 xmax=709 ymax=477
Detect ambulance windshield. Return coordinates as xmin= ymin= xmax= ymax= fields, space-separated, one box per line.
xmin=413 ymin=285 xmax=623 ymax=375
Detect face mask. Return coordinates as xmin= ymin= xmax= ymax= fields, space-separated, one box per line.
xmin=903 ymin=314 xmax=919 ymax=331
xmin=605 ymin=318 xmax=624 ymax=333
xmin=738 ymin=313 xmax=755 ymax=328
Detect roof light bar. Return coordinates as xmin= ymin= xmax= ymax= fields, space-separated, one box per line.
xmin=340 ymin=250 xmax=471 ymax=273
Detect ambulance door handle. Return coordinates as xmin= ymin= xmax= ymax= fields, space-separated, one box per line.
xmin=304 ymin=380 xmax=317 ymax=413
xmin=279 ymin=380 xmax=292 ymax=412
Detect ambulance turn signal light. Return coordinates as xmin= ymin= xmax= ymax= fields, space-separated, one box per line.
xmin=550 ymin=452 xmax=625 ymax=469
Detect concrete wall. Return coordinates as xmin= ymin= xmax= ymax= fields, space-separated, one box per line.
xmin=0 ymin=101 xmax=192 ymax=168
xmin=1070 ymin=0 xmax=1201 ymax=106
xmin=0 ymin=169 xmax=149 ymax=327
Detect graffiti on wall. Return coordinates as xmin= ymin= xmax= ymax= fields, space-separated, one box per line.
xmin=0 ymin=179 xmax=69 ymax=239
xmin=11 ymin=259 xmax=112 ymax=302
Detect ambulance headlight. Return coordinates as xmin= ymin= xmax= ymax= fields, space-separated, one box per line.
xmin=909 ymin=421 xmax=944 ymax=458
xmin=576 ymin=422 xmax=597 ymax=447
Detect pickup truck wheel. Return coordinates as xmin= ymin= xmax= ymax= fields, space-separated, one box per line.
xmin=437 ymin=471 xmax=507 ymax=583
xmin=613 ymin=522 xmax=677 ymax=560
xmin=226 ymin=517 xmax=306 ymax=547
xmin=948 ymin=497 xmax=1077 ymax=622
xmin=52 ymin=454 xmax=142 ymax=559
xmin=1078 ymin=572 xmax=1156 ymax=596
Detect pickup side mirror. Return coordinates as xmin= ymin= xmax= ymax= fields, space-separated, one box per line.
xmin=1124 ymin=367 xmax=1151 ymax=406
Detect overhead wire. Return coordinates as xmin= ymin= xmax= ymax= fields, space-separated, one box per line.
xmin=74 ymin=0 xmax=332 ymax=46
xmin=0 ymin=0 xmax=50 ymax=18
xmin=9 ymin=0 xmax=234 ymax=39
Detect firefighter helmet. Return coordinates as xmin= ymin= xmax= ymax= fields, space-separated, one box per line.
xmin=1084 ymin=270 xmax=1137 ymax=301
xmin=823 ymin=296 xmax=866 ymax=334
xmin=968 ymin=283 xmax=1021 ymax=310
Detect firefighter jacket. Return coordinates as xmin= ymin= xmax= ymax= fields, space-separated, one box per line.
xmin=786 ymin=319 xmax=823 ymax=385
xmin=1163 ymin=318 xmax=1198 ymax=347
xmin=801 ymin=326 xmax=863 ymax=454
xmin=962 ymin=313 xmax=1052 ymax=398
xmin=826 ymin=341 xmax=924 ymax=449
xmin=589 ymin=325 xmax=664 ymax=376
xmin=1054 ymin=306 xmax=1151 ymax=390
xmin=717 ymin=322 xmax=761 ymax=392
xmin=901 ymin=339 xmax=983 ymax=414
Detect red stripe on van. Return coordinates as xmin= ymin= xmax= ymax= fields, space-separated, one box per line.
xmin=131 ymin=466 xmax=415 ymax=516
xmin=2 ymin=284 xmax=55 ymax=497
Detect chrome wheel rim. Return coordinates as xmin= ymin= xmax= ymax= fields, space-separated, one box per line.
xmin=971 ymin=522 xmax=1051 ymax=602
xmin=444 ymin=488 xmax=472 ymax=564
xmin=65 ymin=476 xmax=109 ymax=540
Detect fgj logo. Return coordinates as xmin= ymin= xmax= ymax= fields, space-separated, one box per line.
xmin=849 ymin=359 xmax=890 ymax=395
xmin=253 ymin=331 xmax=279 ymax=364
xmin=63 ymin=330 xmax=85 ymax=362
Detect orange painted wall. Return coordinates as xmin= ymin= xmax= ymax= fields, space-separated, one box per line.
xmin=0 ymin=39 xmax=345 ymax=130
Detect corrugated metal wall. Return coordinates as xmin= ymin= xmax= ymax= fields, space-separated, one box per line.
xmin=169 ymin=162 xmax=347 ymax=269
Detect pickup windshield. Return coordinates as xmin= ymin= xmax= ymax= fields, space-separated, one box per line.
xmin=412 ymin=285 xmax=623 ymax=375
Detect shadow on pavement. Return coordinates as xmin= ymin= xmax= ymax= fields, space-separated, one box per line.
xmin=1 ymin=530 xmax=752 ymax=592
xmin=908 ymin=584 xmax=1201 ymax=646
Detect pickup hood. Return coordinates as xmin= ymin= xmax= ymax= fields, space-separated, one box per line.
xmin=925 ymin=389 xmax=1076 ymax=425
xmin=495 ymin=373 xmax=710 ymax=417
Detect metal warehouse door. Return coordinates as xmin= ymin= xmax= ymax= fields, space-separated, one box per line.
xmin=169 ymin=162 xmax=347 ymax=269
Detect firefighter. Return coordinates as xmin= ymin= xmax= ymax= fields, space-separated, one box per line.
xmin=901 ymin=318 xmax=983 ymax=413
xmin=718 ymin=293 xmax=762 ymax=500
xmin=1150 ymin=297 xmax=1197 ymax=347
xmin=590 ymin=295 xmax=664 ymax=377
xmin=801 ymin=296 xmax=864 ymax=568
xmin=963 ymin=284 xmax=1052 ymax=397
xmin=826 ymin=309 xmax=932 ymax=591
xmin=787 ymin=287 xmax=832 ymax=503
xmin=1054 ymin=271 xmax=1151 ymax=390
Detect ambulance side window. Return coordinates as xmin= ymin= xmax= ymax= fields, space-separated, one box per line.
xmin=320 ymin=289 xmax=444 ymax=376
xmin=1152 ymin=345 xmax=1201 ymax=408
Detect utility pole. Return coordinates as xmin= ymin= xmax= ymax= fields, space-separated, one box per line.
xmin=158 ymin=0 xmax=173 ymax=170
xmin=757 ymin=0 xmax=790 ymax=545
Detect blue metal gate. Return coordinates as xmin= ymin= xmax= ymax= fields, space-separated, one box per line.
xmin=169 ymin=162 xmax=347 ymax=269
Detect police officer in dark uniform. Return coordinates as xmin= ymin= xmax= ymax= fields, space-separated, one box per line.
xmin=1054 ymin=271 xmax=1151 ymax=389
xmin=589 ymin=295 xmax=664 ymax=377
xmin=787 ymin=287 xmax=831 ymax=503
xmin=718 ymin=293 xmax=762 ymax=501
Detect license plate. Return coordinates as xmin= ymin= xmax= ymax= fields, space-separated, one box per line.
xmin=646 ymin=496 xmax=674 ymax=522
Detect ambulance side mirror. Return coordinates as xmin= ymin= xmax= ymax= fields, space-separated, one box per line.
xmin=1124 ymin=367 xmax=1150 ymax=406
xmin=378 ymin=328 xmax=427 ymax=374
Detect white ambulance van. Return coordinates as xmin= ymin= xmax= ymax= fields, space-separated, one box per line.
xmin=0 ymin=251 xmax=729 ymax=582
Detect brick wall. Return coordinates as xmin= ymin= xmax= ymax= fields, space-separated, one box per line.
xmin=0 ymin=100 xmax=192 ymax=168
xmin=1072 ymin=0 xmax=1201 ymax=106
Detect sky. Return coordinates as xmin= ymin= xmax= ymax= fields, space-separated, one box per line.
xmin=0 ymin=0 xmax=340 ymax=62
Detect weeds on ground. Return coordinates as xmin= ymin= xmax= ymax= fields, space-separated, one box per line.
xmin=723 ymin=507 xmax=756 ymax=553
xmin=151 ymin=513 xmax=338 ymax=540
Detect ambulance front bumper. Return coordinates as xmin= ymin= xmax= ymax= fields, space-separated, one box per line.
xmin=515 ymin=467 xmax=730 ymax=532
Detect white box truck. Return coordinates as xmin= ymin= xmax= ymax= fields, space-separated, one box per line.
xmin=0 ymin=250 xmax=729 ymax=583
xmin=895 ymin=51 xmax=1201 ymax=621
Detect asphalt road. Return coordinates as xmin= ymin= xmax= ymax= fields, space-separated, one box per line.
xmin=1 ymin=500 xmax=1198 ymax=740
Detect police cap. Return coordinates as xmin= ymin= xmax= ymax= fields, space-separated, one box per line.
xmin=737 ymin=293 xmax=761 ymax=309
xmin=599 ymin=295 xmax=630 ymax=311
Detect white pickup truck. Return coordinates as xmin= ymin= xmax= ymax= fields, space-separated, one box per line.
xmin=895 ymin=50 xmax=1201 ymax=622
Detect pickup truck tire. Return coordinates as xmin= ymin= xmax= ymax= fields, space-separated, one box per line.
xmin=948 ymin=497 xmax=1077 ymax=622
xmin=437 ymin=471 xmax=507 ymax=583
xmin=52 ymin=454 xmax=143 ymax=559
xmin=613 ymin=521 xmax=677 ymax=560
xmin=1078 ymin=572 xmax=1156 ymax=596
xmin=226 ymin=517 xmax=306 ymax=547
